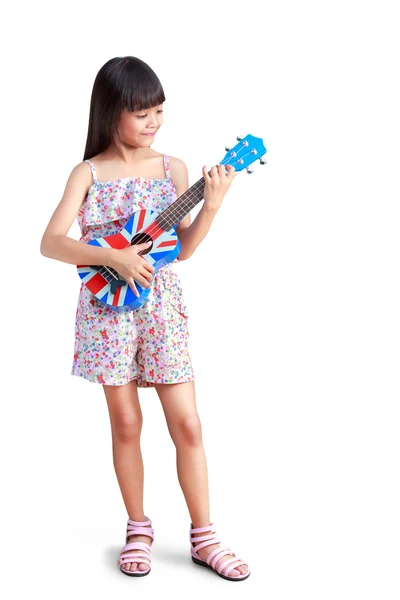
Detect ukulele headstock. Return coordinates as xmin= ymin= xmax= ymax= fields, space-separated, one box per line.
xmin=219 ymin=134 xmax=267 ymax=173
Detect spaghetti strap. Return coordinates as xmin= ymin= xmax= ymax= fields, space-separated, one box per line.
xmin=85 ymin=159 xmax=98 ymax=183
xmin=163 ymin=154 xmax=171 ymax=179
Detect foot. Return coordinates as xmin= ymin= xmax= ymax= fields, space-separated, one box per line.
xmin=122 ymin=521 xmax=153 ymax=573
xmin=192 ymin=526 xmax=249 ymax=577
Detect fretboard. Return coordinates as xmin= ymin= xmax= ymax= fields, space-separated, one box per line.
xmin=155 ymin=176 xmax=206 ymax=230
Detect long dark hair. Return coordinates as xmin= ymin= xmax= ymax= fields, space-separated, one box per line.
xmin=83 ymin=56 xmax=166 ymax=161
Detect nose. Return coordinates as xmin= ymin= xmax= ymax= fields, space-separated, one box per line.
xmin=147 ymin=113 xmax=159 ymax=128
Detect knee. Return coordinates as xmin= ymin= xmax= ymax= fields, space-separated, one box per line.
xmin=112 ymin=412 xmax=143 ymax=443
xmin=175 ymin=415 xmax=203 ymax=447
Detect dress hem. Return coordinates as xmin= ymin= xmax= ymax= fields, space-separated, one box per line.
xmin=71 ymin=370 xmax=195 ymax=388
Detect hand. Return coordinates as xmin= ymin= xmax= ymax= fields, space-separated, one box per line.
xmin=202 ymin=164 xmax=237 ymax=213
xmin=109 ymin=241 xmax=155 ymax=297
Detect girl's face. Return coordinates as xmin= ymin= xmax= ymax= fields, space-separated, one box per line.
xmin=114 ymin=104 xmax=164 ymax=148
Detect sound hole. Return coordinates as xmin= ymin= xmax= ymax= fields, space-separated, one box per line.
xmin=132 ymin=232 xmax=153 ymax=254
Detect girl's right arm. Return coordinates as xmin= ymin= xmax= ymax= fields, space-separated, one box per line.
xmin=40 ymin=161 xmax=117 ymax=266
xmin=40 ymin=162 xmax=154 ymax=295
xmin=40 ymin=162 xmax=118 ymax=266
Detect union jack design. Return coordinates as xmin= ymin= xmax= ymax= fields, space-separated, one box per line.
xmin=77 ymin=208 xmax=180 ymax=311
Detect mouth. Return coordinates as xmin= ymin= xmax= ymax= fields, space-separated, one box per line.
xmin=142 ymin=132 xmax=156 ymax=136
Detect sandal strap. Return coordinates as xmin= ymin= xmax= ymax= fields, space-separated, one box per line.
xmin=190 ymin=522 xmax=216 ymax=534
xmin=127 ymin=516 xmax=152 ymax=527
xmin=119 ymin=555 xmax=151 ymax=568
xmin=190 ymin=524 xmax=220 ymax=554
xmin=206 ymin=545 xmax=232 ymax=566
xmin=119 ymin=542 xmax=152 ymax=567
xmin=121 ymin=542 xmax=152 ymax=555
xmin=213 ymin=553 xmax=242 ymax=575
xmin=208 ymin=548 xmax=248 ymax=577
xmin=126 ymin=525 xmax=154 ymax=538
xmin=120 ymin=552 xmax=151 ymax=562
xmin=126 ymin=516 xmax=154 ymax=544
xmin=191 ymin=536 xmax=222 ymax=554
xmin=224 ymin=559 xmax=249 ymax=577
xmin=189 ymin=531 xmax=217 ymax=543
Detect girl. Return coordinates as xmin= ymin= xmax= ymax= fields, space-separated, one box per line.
xmin=40 ymin=56 xmax=250 ymax=581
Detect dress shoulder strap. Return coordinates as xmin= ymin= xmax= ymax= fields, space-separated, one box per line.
xmin=163 ymin=154 xmax=171 ymax=179
xmin=84 ymin=159 xmax=98 ymax=183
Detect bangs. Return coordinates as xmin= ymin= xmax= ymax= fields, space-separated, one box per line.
xmin=119 ymin=67 xmax=165 ymax=113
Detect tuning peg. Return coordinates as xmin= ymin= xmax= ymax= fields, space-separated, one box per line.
xmin=246 ymin=167 xmax=254 ymax=174
xmin=259 ymin=155 xmax=267 ymax=165
xmin=236 ymin=135 xmax=243 ymax=141
xmin=225 ymin=146 xmax=231 ymax=151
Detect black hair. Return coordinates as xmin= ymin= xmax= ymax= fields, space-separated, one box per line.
xmin=83 ymin=56 xmax=165 ymax=160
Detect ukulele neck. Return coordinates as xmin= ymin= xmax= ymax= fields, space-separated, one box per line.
xmin=155 ymin=176 xmax=206 ymax=231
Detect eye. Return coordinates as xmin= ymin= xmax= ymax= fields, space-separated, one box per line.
xmin=137 ymin=110 xmax=163 ymax=119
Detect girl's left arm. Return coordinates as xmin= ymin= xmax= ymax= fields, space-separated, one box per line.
xmin=170 ymin=157 xmax=236 ymax=260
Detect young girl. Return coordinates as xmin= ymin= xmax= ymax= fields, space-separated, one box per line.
xmin=40 ymin=56 xmax=250 ymax=581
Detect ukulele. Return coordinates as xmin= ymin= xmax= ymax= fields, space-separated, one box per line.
xmin=77 ymin=133 xmax=267 ymax=310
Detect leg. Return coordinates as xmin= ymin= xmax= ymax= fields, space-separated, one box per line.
xmin=103 ymin=379 xmax=153 ymax=573
xmin=154 ymin=381 xmax=248 ymax=577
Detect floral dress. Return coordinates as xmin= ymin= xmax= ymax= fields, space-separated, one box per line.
xmin=71 ymin=155 xmax=195 ymax=387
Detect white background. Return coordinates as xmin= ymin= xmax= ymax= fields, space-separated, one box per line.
xmin=2 ymin=0 xmax=399 ymax=598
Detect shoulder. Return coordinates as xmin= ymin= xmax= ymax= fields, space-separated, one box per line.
xmin=57 ymin=159 xmax=94 ymax=216
xmin=168 ymin=154 xmax=188 ymax=171
xmin=68 ymin=159 xmax=92 ymax=178
xmin=167 ymin=155 xmax=189 ymax=187
xmin=167 ymin=155 xmax=189 ymax=197
xmin=63 ymin=159 xmax=96 ymax=207
xmin=66 ymin=160 xmax=94 ymax=191
xmin=40 ymin=160 xmax=93 ymax=242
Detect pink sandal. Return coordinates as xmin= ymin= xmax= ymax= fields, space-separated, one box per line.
xmin=118 ymin=516 xmax=154 ymax=577
xmin=190 ymin=522 xmax=250 ymax=581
